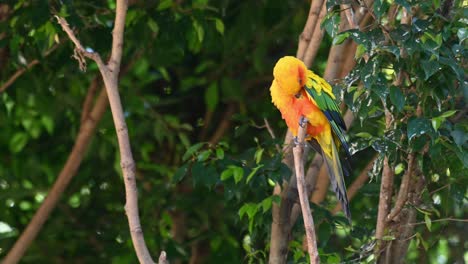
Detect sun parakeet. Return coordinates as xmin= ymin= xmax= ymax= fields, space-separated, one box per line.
xmin=270 ymin=56 xmax=352 ymax=221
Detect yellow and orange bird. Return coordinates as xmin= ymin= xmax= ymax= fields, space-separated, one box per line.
xmin=270 ymin=56 xmax=352 ymax=221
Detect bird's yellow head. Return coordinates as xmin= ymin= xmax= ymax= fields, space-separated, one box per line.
xmin=273 ymin=56 xmax=307 ymax=96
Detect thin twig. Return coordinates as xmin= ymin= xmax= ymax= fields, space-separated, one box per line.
xmin=264 ymin=118 xmax=282 ymax=153
xmin=407 ymin=217 xmax=468 ymax=226
xmin=293 ymin=116 xmax=320 ymax=264
xmin=0 ymin=44 xmax=59 ymax=93
xmin=55 ymin=16 xmax=106 ymax=71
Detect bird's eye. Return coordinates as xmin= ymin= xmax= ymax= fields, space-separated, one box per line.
xmin=298 ymin=77 xmax=301 ymax=84
xmin=295 ymin=92 xmax=301 ymax=98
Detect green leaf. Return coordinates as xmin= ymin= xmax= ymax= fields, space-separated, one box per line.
xmin=457 ymin=27 xmax=467 ymax=43
xmin=254 ymin=148 xmax=264 ymax=164
xmin=192 ymin=19 xmax=204 ymax=43
xmin=389 ymin=86 xmax=405 ymax=112
xmin=394 ymin=163 xmax=405 ymax=175
xmin=421 ymin=59 xmax=440 ymax=80
xmin=147 ymin=19 xmax=159 ymax=34
xmin=333 ymin=32 xmax=350 ymax=45
xmin=439 ymin=110 xmax=457 ymax=118
xmin=450 ymin=127 xmax=466 ymax=148
xmin=261 ymin=197 xmax=272 ymax=212
xmin=431 ymin=111 xmax=457 ymax=131
xmin=197 ymin=150 xmax=212 ymax=162
xmin=355 ymin=44 xmax=367 ymax=59
xmin=173 ymin=164 xmax=189 ymax=182
xmin=220 ymin=168 xmax=233 ymax=181
xmin=373 ymin=0 xmax=389 ymax=19
xmin=214 ymin=19 xmax=224 ymax=35
xmin=192 ymin=162 xmax=217 ymax=187
xmin=182 ymin=142 xmax=205 ymax=161
xmin=157 ymin=0 xmax=172 ymax=10
xmin=407 ymin=117 xmax=433 ymax=141
xmin=242 ymin=235 xmax=252 ymax=253
xmin=382 ymin=235 xmax=395 ymax=241
xmin=216 ymin=148 xmax=224 ymax=159
xmin=10 ymin=132 xmax=28 ymax=153
xmin=424 ymin=214 xmax=432 ymax=231
xmin=355 ymin=132 xmax=373 ymax=139
xmin=41 ymin=115 xmax=54 ymax=134
xmin=238 ymin=203 xmax=258 ymax=220
xmin=246 ymin=165 xmax=264 ymax=183
xmin=233 ymin=166 xmax=244 ymax=184
xmin=395 ymin=0 xmax=411 ymax=12
xmin=204 ymin=83 xmax=218 ymax=111
xmin=321 ymin=11 xmax=340 ymax=38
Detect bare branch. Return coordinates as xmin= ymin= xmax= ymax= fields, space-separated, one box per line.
xmin=264 ymin=118 xmax=282 ymax=153
xmin=55 ymin=1 xmax=155 ymax=262
xmin=80 ymin=77 xmax=101 ymax=123
xmin=342 ymin=4 xmax=359 ymax=30
xmin=108 ymin=0 xmax=127 ymax=73
xmin=296 ymin=0 xmax=325 ymax=60
xmin=407 ymin=217 xmax=468 ymax=226
xmin=302 ymin=2 xmax=327 ymax=67
xmin=293 ymin=117 xmax=320 ymax=264
xmin=0 ymin=60 xmax=39 ymax=93
xmin=0 ymin=44 xmax=59 ymax=93
xmin=208 ymin=103 xmax=236 ymax=145
xmin=55 ymin=16 xmax=106 ymax=71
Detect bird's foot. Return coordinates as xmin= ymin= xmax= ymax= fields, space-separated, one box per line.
xmin=294 ymin=136 xmax=299 ymax=146
xmin=299 ymin=116 xmax=308 ymax=128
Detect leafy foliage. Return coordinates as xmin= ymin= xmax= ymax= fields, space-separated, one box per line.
xmin=0 ymin=0 xmax=466 ymax=263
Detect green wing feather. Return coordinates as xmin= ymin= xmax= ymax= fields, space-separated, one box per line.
xmin=304 ymin=74 xmax=351 ymax=159
xmin=304 ymin=71 xmax=353 ymax=222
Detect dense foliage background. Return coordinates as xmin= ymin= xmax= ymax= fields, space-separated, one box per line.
xmin=0 ymin=0 xmax=466 ymax=263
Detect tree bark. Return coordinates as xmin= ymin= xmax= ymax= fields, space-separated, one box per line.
xmin=55 ymin=1 xmax=154 ymax=262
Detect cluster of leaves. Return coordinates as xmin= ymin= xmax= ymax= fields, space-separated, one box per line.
xmin=324 ymin=0 xmax=467 ymax=261
xmin=0 ymin=0 xmax=466 ymax=263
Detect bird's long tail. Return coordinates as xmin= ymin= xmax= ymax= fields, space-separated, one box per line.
xmin=318 ymin=136 xmax=351 ymax=223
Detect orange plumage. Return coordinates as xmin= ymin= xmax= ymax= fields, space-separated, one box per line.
xmin=270 ymin=56 xmax=352 ymax=221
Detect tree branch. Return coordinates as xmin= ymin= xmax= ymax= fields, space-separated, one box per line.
xmin=55 ymin=1 xmax=154 ymax=262
xmin=0 ymin=44 xmax=59 ymax=93
xmin=208 ymin=103 xmax=236 ymax=145
xmin=293 ymin=117 xmax=320 ymax=264
xmin=296 ymin=0 xmax=325 ymax=60
xmin=303 ymin=2 xmax=327 ymax=67
xmin=80 ymin=76 xmax=101 ymax=123
xmin=386 ymin=152 xmax=415 ymax=222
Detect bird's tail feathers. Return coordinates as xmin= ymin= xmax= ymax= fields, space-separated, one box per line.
xmin=319 ymin=137 xmax=351 ymax=223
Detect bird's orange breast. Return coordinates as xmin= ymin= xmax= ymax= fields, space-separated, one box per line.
xmin=279 ymin=91 xmax=327 ymax=138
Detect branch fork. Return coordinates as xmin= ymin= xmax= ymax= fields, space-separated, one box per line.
xmin=293 ymin=116 xmax=320 ymax=264
xmin=53 ymin=1 xmax=155 ymax=263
